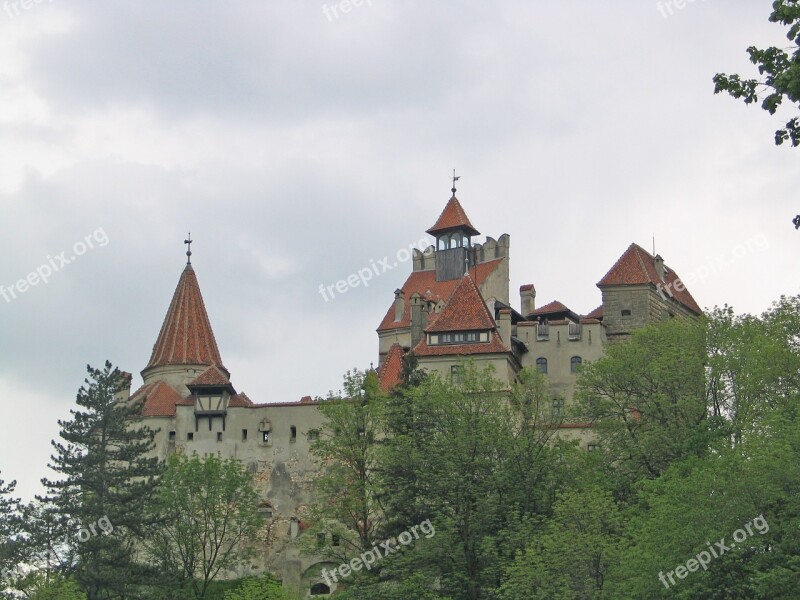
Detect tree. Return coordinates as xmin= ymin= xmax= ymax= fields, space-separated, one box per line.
xmin=498 ymin=486 xmax=625 ymax=600
xmin=40 ymin=361 xmax=162 ymax=599
xmin=0 ymin=473 xmax=20 ymax=599
xmin=714 ymin=0 xmax=800 ymax=146
xmin=304 ymin=369 xmax=386 ymax=593
xmin=222 ymin=575 xmax=284 ymax=600
xmin=576 ymin=318 xmax=710 ymax=491
xmin=375 ymin=363 xmax=566 ymax=600
xmin=147 ymin=453 xmax=264 ymax=600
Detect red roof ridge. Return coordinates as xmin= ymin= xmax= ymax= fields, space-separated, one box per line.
xmin=426 ymin=195 xmax=480 ymax=236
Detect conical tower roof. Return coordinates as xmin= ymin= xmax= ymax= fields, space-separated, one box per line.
xmin=426 ymin=195 xmax=480 ymax=236
xmin=144 ymin=264 xmax=226 ymax=373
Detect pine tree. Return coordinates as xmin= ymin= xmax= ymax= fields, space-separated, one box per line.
xmin=40 ymin=361 xmax=162 ymax=599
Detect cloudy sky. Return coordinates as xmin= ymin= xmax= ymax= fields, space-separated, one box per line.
xmin=1 ymin=1 xmax=797 ymax=501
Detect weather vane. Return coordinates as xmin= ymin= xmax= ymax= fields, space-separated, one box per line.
xmin=451 ymin=169 xmax=460 ymax=195
xmin=184 ymin=232 xmax=193 ymax=264
xmin=793 ymin=215 xmax=800 ymax=230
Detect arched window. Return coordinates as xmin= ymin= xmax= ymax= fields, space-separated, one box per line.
xmin=571 ymin=356 xmax=582 ymax=373
xmin=310 ymin=582 xmax=331 ymax=595
xmin=438 ymin=236 xmax=449 ymax=250
xmin=450 ymin=232 xmax=461 ymax=248
xmin=536 ymin=357 xmax=547 ymax=374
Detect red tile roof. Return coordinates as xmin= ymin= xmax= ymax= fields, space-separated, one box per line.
xmin=426 ymin=275 xmax=497 ymax=333
xmin=377 ymin=258 xmax=504 ymax=332
xmin=229 ymin=392 xmax=254 ymax=407
xmin=585 ymin=305 xmax=604 ymax=319
xmin=378 ymin=343 xmax=404 ymax=392
xmin=145 ymin=265 xmax=227 ymax=372
xmin=528 ymin=300 xmax=571 ymax=316
xmin=189 ymin=365 xmax=232 ymax=387
xmin=131 ymin=381 xmax=185 ymax=417
xmin=412 ymin=274 xmax=511 ymax=357
xmin=597 ymin=243 xmax=701 ymax=314
xmin=426 ymin=195 xmax=480 ymax=236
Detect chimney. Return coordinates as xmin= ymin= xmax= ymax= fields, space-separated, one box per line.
xmin=409 ymin=293 xmax=428 ymax=347
xmin=498 ymin=308 xmax=512 ymax=345
xmin=393 ymin=289 xmax=405 ymax=322
xmin=520 ymin=284 xmax=536 ymax=316
xmin=654 ymin=255 xmax=665 ymax=282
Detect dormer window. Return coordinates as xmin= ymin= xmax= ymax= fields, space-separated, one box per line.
xmin=429 ymin=331 xmax=489 ymax=345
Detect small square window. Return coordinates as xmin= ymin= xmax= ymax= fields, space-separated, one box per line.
xmin=168 ymin=431 xmax=176 ymax=442
xmin=466 ymin=332 xmax=478 ymax=342
xmin=316 ymin=532 xmax=326 ymax=548
xmin=588 ymin=443 xmax=599 ymax=453
xmin=621 ymin=309 xmax=632 ymax=317
xmin=187 ymin=432 xmax=194 ymax=441
xmin=332 ymin=534 xmax=340 ymax=546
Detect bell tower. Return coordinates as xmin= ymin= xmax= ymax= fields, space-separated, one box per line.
xmin=426 ymin=176 xmax=481 ymax=282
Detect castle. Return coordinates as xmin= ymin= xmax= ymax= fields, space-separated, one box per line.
xmin=120 ymin=188 xmax=701 ymax=596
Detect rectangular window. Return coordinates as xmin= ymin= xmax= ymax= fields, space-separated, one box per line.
xmin=621 ymin=309 xmax=632 ymax=317
xmin=317 ymin=533 xmax=326 ymax=548
xmin=217 ymin=432 xmax=223 ymax=442
xmin=451 ymin=365 xmax=464 ymax=384
xmin=587 ymin=443 xmax=599 ymax=453
xmin=308 ymin=430 xmax=319 ymax=441
xmin=454 ymin=332 xmax=464 ymax=342
xmin=262 ymin=431 xmax=270 ymax=444
xmin=187 ymin=432 xmax=194 ymax=441
xmin=290 ymin=426 xmax=297 ymax=442
xmin=242 ymin=429 xmax=248 ymax=441
xmin=168 ymin=431 xmax=176 ymax=442
xmin=466 ymin=331 xmax=478 ymax=342
xmin=332 ymin=534 xmax=340 ymax=546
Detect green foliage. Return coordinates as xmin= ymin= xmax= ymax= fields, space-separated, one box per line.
xmin=714 ymin=0 xmax=800 ymax=146
xmin=222 ymin=574 xmax=284 ymax=600
xmin=306 ymin=369 xmax=386 ymax=568
xmin=498 ymin=486 xmax=625 ymax=600
xmin=576 ymin=318 xmax=709 ymax=488
xmin=25 ymin=575 xmax=84 ymax=600
xmin=147 ymin=453 xmax=265 ymax=600
xmin=39 ymin=360 xmax=163 ymax=599
xmin=373 ymin=362 xmax=565 ymax=600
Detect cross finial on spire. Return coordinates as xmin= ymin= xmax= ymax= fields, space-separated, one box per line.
xmin=451 ymin=169 xmax=460 ymax=195
xmin=184 ymin=232 xmax=193 ymax=265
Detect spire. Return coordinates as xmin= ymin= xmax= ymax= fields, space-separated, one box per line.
xmin=143 ymin=255 xmax=226 ymax=374
xmin=426 ymin=195 xmax=480 ymax=236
